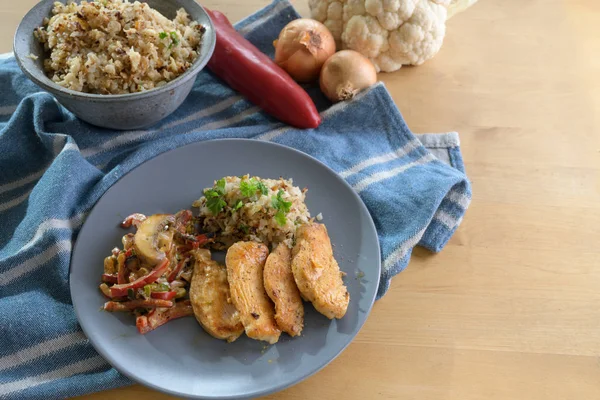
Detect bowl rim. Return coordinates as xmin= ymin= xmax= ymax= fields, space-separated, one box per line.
xmin=12 ymin=0 xmax=216 ymax=102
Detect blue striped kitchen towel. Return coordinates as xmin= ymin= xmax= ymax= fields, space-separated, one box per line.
xmin=0 ymin=0 xmax=471 ymax=398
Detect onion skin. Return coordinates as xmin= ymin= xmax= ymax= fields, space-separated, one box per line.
xmin=319 ymin=50 xmax=377 ymax=103
xmin=274 ymin=19 xmax=336 ymax=83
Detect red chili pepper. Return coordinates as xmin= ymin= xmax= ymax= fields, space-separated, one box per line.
xmin=109 ymin=259 xmax=169 ymax=297
xmin=101 ymin=273 xmax=118 ymax=284
xmin=167 ymin=257 xmax=189 ymax=282
xmin=103 ymin=299 xmax=173 ymax=312
xmin=150 ymin=291 xmax=177 ymax=300
xmin=205 ymin=9 xmax=321 ymax=129
xmin=136 ymin=300 xmax=193 ymax=334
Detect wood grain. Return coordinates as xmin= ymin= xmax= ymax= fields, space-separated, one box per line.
xmin=2 ymin=0 xmax=600 ymax=399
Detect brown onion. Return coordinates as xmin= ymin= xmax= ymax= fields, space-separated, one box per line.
xmin=319 ymin=50 xmax=377 ymax=103
xmin=274 ymin=19 xmax=336 ymax=83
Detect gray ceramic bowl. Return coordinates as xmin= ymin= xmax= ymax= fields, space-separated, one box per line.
xmin=13 ymin=0 xmax=216 ymax=130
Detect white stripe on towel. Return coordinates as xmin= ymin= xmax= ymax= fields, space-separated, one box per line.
xmin=0 ymin=355 xmax=107 ymax=396
xmin=0 ymin=52 xmax=13 ymax=60
xmin=0 ymin=105 xmax=17 ymax=116
xmin=383 ymin=227 xmax=427 ymax=272
xmin=339 ymin=138 xmax=422 ymax=178
xmin=191 ymin=106 xmax=259 ymax=132
xmin=81 ymin=97 xmax=250 ymax=158
xmin=0 ymin=332 xmax=88 ymax=372
xmin=0 ymin=143 xmax=79 ymax=196
xmin=256 ymin=125 xmax=291 ymax=141
xmin=16 ymin=213 xmax=86 ymax=255
xmin=161 ymin=95 xmax=243 ymax=131
xmin=0 ymin=189 xmax=33 ymax=213
xmin=0 ymin=240 xmax=72 ymax=286
xmin=448 ymin=190 xmax=471 ymax=209
xmin=52 ymin=136 xmax=67 ymax=156
xmin=352 ymin=153 xmax=435 ymax=193
xmin=0 ymin=171 xmax=45 ymax=195
xmin=256 ymin=85 xmax=382 ymax=142
xmin=433 ymin=209 xmax=461 ymax=229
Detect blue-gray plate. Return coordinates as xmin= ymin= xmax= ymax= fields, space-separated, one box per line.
xmin=70 ymin=139 xmax=380 ymax=399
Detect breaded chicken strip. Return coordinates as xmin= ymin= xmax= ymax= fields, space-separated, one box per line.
xmin=292 ymin=223 xmax=349 ymax=319
xmin=226 ymin=242 xmax=281 ymax=344
xmin=189 ymin=249 xmax=244 ymax=342
xmin=263 ymin=243 xmax=304 ymax=336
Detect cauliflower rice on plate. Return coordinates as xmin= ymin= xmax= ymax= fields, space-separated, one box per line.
xmin=194 ymin=175 xmax=311 ymax=249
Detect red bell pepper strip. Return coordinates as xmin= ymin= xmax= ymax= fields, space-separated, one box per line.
xmin=167 ymin=257 xmax=189 ymax=282
xmin=174 ymin=210 xmax=193 ymax=233
xmin=136 ymin=300 xmax=193 ymax=334
xmin=205 ymin=9 xmax=321 ymax=129
xmin=150 ymin=291 xmax=177 ymax=301
xmin=99 ymin=284 xmax=128 ymax=301
xmin=103 ymin=299 xmax=174 ymax=312
xmin=109 ymin=259 xmax=169 ymax=297
xmin=101 ymin=273 xmax=118 ymax=284
xmin=121 ymin=213 xmax=147 ymax=228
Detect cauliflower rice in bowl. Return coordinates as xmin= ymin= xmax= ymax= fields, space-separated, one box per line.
xmin=33 ymin=0 xmax=205 ymax=94
xmin=193 ymin=175 xmax=312 ymax=249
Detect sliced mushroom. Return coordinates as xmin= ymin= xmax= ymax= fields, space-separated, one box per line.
xmin=133 ymin=214 xmax=175 ymax=266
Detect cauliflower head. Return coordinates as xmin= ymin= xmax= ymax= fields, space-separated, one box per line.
xmin=309 ymin=0 xmax=451 ymax=72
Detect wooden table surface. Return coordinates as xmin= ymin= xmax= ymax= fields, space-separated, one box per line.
xmin=3 ymin=0 xmax=600 ymax=399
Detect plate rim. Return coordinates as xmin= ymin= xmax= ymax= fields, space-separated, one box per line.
xmin=70 ymin=138 xmax=381 ymax=399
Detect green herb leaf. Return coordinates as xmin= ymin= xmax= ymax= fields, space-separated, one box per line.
xmin=234 ymin=200 xmax=243 ymax=210
xmin=206 ymin=195 xmax=226 ymax=215
xmin=215 ymin=178 xmax=226 ymax=194
xmin=159 ymin=31 xmax=168 ymax=39
xmin=168 ymin=31 xmax=179 ymax=49
xmin=204 ymin=178 xmax=227 ymax=215
xmin=240 ymin=178 xmax=258 ymax=197
xmin=271 ymin=190 xmax=291 ymax=226
xmin=239 ymin=224 xmax=249 ymax=234
xmin=271 ymin=190 xmax=292 ymax=213
xmin=158 ymin=283 xmax=170 ymax=292
xmin=275 ymin=210 xmax=287 ymax=226
xmin=257 ymin=181 xmax=268 ymax=196
xmin=144 ymin=284 xmax=152 ymax=298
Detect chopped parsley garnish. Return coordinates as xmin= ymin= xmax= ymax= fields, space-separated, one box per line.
xmin=234 ymin=200 xmax=243 ymax=210
xmin=204 ymin=178 xmax=227 ymax=215
xmin=257 ymin=181 xmax=268 ymax=196
xmin=275 ymin=210 xmax=287 ymax=226
xmin=215 ymin=178 xmax=226 ymax=193
xmin=159 ymin=31 xmax=168 ymax=39
xmin=239 ymin=224 xmax=249 ymax=234
xmin=205 ymin=195 xmax=226 ymax=215
xmin=157 ymin=283 xmax=170 ymax=292
xmin=240 ymin=178 xmax=269 ymax=197
xmin=271 ymin=189 xmax=292 ymax=226
xmin=168 ymin=31 xmax=179 ymax=49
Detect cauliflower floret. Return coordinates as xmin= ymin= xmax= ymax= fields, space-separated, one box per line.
xmin=310 ymin=0 xmax=460 ymax=72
